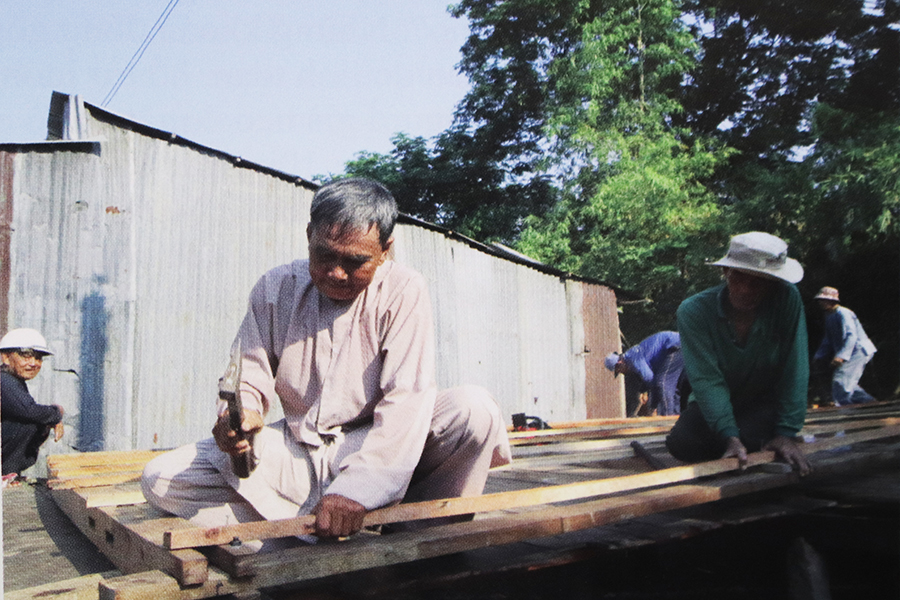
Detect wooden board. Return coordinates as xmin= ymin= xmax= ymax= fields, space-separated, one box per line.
xmin=163 ymin=424 xmax=900 ymax=550
xmin=99 ymin=441 xmax=900 ymax=599
xmin=5 ymin=573 xmax=109 ymax=600
xmin=31 ymin=402 xmax=900 ymax=600
xmin=50 ymin=487 xmax=209 ymax=586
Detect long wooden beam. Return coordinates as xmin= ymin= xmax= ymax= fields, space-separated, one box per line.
xmin=512 ymin=417 xmax=900 ymax=468
xmin=507 ymin=407 xmax=899 ymax=445
xmin=507 ymin=400 xmax=898 ymax=437
xmin=100 ymin=442 xmax=899 ymax=599
xmin=506 ymin=415 xmax=678 ymax=432
xmin=212 ymin=441 xmax=900 ymax=582
xmin=50 ymin=487 xmax=209 ymax=586
xmin=509 ymin=425 xmax=673 ymax=446
xmin=47 ymin=450 xmax=166 ymax=469
xmin=162 ymin=424 xmax=900 ymax=550
xmin=48 ymin=472 xmax=143 ymax=490
xmin=5 ymin=573 xmax=112 ymax=600
xmin=49 ymin=461 xmax=150 ymax=479
xmin=801 ymin=416 xmax=900 ymax=436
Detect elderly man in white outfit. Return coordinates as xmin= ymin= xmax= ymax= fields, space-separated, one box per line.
xmin=813 ymin=286 xmax=877 ymax=406
xmin=142 ymin=178 xmax=511 ymax=540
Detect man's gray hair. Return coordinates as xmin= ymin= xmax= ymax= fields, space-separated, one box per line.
xmin=310 ymin=178 xmax=398 ymax=247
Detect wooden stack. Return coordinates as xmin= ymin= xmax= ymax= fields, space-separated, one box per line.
xmin=11 ymin=402 xmax=900 ymax=600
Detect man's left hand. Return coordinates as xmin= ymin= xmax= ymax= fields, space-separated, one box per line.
xmin=312 ymin=494 xmax=367 ymax=538
xmin=763 ymin=435 xmax=812 ymax=476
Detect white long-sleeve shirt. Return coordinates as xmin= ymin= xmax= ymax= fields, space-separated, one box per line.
xmin=221 ymin=259 xmax=438 ymax=508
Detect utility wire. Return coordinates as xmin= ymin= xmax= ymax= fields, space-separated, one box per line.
xmin=101 ymin=0 xmax=181 ymax=107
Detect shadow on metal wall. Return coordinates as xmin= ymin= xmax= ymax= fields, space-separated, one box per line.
xmin=78 ymin=292 xmax=107 ymax=451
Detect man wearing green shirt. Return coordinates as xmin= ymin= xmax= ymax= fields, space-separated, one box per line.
xmin=665 ymin=232 xmax=811 ymax=475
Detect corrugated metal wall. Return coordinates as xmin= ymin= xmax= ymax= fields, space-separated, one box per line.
xmin=3 ymin=126 xmax=313 ymax=456
xmin=393 ymin=231 xmax=578 ymax=421
xmin=1 ymin=94 xmax=622 ymax=466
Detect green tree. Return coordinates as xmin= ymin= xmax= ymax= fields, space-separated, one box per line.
xmin=323 ymin=0 xmax=898 ymax=392
xmin=324 ymin=130 xmax=557 ymax=242
xmin=518 ymin=0 xmax=733 ymax=334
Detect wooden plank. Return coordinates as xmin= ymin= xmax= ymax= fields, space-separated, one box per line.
xmin=800 ymin=416 xmax=900 ymax=436
xmin=224 ymin=484 xmax=721 ymax=581
xmin=231 ymin=443 xmax=900 ymax=584
xmin=47 ymin=450 xmax=165 ymax=469
xmin=99 ymin=568 xmax=241 ymax=600
xmin=806 ymin=399 xmax=899 ymax=416
xmin=509 ymin=425 xmax=672 ymax=445
xmin=96 ymin=443 xmax=900 ymax=600
xmin=5 ymin=573 xmax=108 ymax=600
xmin=163 ymin=424 xmax=900 ymax=550
xmin=45 ymin=412 xmax=899 ymax=598
xmin=510 ymin=442 xmax=669 ymax=469
xmin=512 ymin=418 xmax=900 ymax=467
xmin=80 ymin=483 xmax=147 ymax=508
xmin=98 ymin=570 xmax=187 ymax=600
xmin=511 ymin=435 xmax=668 ymax=458
xmin=163 ymin=453 xmax=769 ymax=550
xmin=509 ymin=414 xmax=900 ymax=452
xmin=488 ymin=466 xmax=628 ymax=487
xmin=50 ymin=487 xmax=209 ymax=586
xmin=48 ymin=472 xmax=142 ymax=490
xmin=50 ymin=461 xmax=149 ymax=479
xmin=81 ymin=438 xmax=900 ymax=600
xmin=511 ymin=415 xmax=679 ymax=431
xmin=804 ymin=406 xmax=900 ymax=426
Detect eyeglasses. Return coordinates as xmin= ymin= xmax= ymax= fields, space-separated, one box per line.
xmin=15 ymin=348 xmax=47 ymax=360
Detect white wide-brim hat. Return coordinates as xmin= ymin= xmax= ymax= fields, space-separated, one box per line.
xmin=708 ymin=232 xmax=804 ymax=284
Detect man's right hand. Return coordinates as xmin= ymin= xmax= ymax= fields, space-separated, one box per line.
xmin=313 ymin=494 xmax=367 ymax=538
xmin=721 ymin=436 xmax=748 ymax=469
xmin=212 ymin=409 xmax=263 ymax=455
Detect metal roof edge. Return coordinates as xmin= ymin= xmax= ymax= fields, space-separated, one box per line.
xmin=67 ymin=94 xmax=319 ymax=191
xmin=0 ymin=140 xmax=101 ymax=154
xmin=396 ymin=213 xmax=635 ymax=297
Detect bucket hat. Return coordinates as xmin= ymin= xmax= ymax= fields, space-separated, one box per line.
xmin=708 ymin=232 xmax=803 ymax=284
xmin=814 ymin=286 xmax=840 ymax=302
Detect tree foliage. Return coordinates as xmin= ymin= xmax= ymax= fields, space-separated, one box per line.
xmin=519 ymin=0 xmax=734 ymax=326
xmin=326 ymin=130 xmax=558 ymax=241
xmin=327 ymin=0 xmax=899 ymax=388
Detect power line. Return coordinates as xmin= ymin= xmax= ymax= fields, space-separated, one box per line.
xmin=101 ymin=0 xmax=181 ymax=107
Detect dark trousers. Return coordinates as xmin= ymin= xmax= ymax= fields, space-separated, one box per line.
xmin=650 ymin=349 xmax=684 ymax=416
xmin=665 ymin=400 xmax=778 ymax=463
xmin=2 ymin=421 xmax=52 ymax=475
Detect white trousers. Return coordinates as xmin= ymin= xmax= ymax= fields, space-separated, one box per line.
xmin=141 ymin=385 xmax=511 ymax=530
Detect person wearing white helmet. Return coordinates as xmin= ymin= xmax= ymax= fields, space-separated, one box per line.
xmin=665 ymin=232 xmax=812 ymax=476
xmin=1 ymin=328 xmax=64 ymax=484
xmin=812 ymin=286 xmax=877 ymax=406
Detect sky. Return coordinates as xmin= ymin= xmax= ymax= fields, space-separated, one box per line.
xmin=0 ymin=1 xmax=472 ymax=180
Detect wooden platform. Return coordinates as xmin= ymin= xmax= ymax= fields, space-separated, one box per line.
xmin=7 ymin=401 xmax=900 ymax=600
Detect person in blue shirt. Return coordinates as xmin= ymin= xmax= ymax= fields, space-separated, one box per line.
xmin=605 ymin=331 xmax=684 ymax=416
xmin=812 ymin=286 xmax=877 ymax=406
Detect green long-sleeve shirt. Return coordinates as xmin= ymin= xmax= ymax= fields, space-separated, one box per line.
xmin=676 ymin=282 xmax=809 ymax=440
